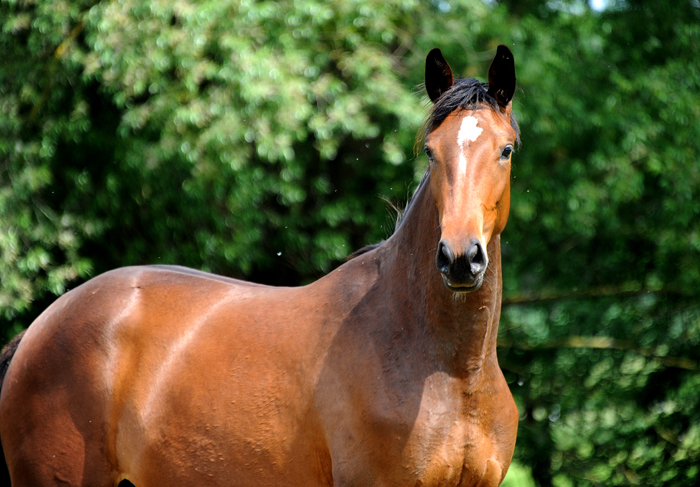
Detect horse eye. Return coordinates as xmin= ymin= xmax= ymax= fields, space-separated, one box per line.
xmin=424 ymin=146 xmax=434 ymax=161
xmin=501 ymin=145 xmax=514 ymax=159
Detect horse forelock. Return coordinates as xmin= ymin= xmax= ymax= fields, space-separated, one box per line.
xmin=420 ymin=77 xmax=520 ymax=147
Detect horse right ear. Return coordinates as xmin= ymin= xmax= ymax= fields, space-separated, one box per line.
xmin=425 ymin=48 xmax=454 ymax=103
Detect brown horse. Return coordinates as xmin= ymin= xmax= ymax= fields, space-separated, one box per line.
xmin=0 ymin=46 xmax=520 ymax=487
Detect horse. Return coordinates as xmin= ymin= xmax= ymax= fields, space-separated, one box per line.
xmin=0 ymin=45 xmax=520 ymax=487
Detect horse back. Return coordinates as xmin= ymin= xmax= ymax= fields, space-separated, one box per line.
xmin=0 ymin=265 xmax=345 ymax=486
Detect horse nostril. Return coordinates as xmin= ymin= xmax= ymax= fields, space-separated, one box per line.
xmin=467 ymin=240 xmax=486 ymax=275
xmin=436 ymin=240 xmax=454 ymax=275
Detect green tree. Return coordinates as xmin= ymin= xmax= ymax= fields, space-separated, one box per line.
xmin=496 ymin=0 xmax=700 ymax=485
xmin=0 ymin=0 xmax=509 ymax=327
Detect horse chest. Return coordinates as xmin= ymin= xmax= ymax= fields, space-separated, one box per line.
xmin=405 ymin=413 xmax=473 ymax=485
xmin=326 ymin=373 xmax=511 ymax=487
xmin=400 ymin=385 xmax=504 ymax=487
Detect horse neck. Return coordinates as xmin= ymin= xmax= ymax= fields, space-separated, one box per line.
xmin=380 ymin=173 xmax=503 ymax=376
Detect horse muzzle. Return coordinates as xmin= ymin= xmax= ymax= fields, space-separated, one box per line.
xmin=436 ymin=238 xmax=488 ymax=292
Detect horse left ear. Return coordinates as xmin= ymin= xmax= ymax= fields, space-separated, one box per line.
xmin=425 ymin=48 xmax=454 ymax=103
xmin=487 ymin=45 xmax=516 ymax=110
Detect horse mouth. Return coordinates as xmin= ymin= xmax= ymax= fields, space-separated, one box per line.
xmin=441 ymin=273 xmax=484 ymax=293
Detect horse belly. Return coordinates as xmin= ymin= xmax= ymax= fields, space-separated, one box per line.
xmin=0 ymin=267 xmax=334 ymax=487
xmin=118 ymin=362 xmax=332 ymax=487
xmin=111 ymin=306 xmax=333 ymax=486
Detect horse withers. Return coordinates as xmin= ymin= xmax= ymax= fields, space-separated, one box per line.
xmin=0 ymin=46 xmax=520 ymax=487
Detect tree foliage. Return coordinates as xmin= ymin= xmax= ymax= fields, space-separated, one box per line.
xmin=497 ymin=0 xmax=700 ymax=485
xmin=1 ymin=0 xmax=699 ymax=485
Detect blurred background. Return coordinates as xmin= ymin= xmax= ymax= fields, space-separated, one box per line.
xmin=1 ymin=0 xmax=699 ymax=484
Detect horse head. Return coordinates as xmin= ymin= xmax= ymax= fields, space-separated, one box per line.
xmin=423 ymin=46 xmax=518 ymax=293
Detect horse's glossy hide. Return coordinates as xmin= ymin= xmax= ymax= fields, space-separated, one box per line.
xmin=0 ymin=46 xmax=520 ymax=487
xmin=0 ymin=213 xmax=517 ymax=487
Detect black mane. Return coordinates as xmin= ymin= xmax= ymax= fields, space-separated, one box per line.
xmin=423 ymin=77 xmax=520 ymax=146
xmin=346 ymin=169 xmax=431 ymax=260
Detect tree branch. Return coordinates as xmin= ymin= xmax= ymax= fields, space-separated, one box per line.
xmin=502 ymin=285 xmax=689 ymax=306
xmin=498 ymin=335 xmax=698 ymax=370
xmin=27 ymin=19 xmax=86 ymax=123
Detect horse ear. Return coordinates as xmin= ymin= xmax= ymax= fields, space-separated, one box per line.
xmin=487 ymin=45 xmax=516 ymax=109
xmin=425 ymin=48 xmax=454 ymax=103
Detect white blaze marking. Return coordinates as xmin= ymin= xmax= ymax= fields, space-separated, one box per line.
xmin=457 ymin=116 xmax=482 ymax=175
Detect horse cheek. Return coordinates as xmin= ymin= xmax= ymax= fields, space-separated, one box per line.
xmin=493 ymin=180 xmax=510 ymax=236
